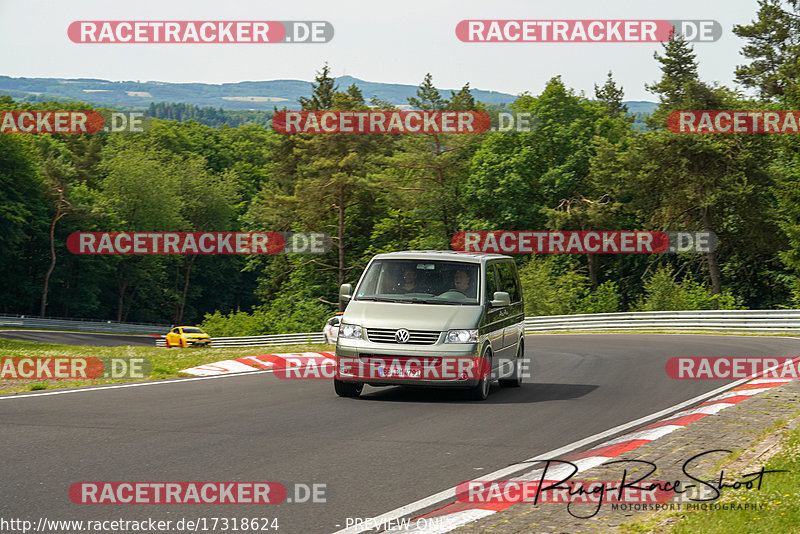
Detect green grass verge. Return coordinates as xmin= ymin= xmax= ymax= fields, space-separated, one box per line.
xmin=0 ymin=338 xmax=334 ymax=394
xmin=621 ymin=415 xmax=800 ymax=534
xmin=0 ymin=326 xmax=167 ymax=335
xmin=670 ymin=428 xmax=800 ymax=533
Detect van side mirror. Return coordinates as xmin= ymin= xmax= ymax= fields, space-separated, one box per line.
xmin=490 ymin=291 xmax=511 ymax=307
xmin=339 ymin=283 xmax=353 ymax=302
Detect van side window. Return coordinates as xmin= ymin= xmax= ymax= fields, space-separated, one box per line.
xmin=484 ymin=265 xmax=498 ymax=301
xmin=496 ymin=261 xmax=521 ymax=303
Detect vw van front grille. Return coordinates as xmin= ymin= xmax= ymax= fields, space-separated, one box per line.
xmin=367 ymin=328 xmax=441 ymax=345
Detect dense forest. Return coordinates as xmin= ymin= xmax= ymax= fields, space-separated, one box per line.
xmin=146 ymin=102 xmax=272 ymax=127
xmin=2 ymin=3 xmax=800 ymax=335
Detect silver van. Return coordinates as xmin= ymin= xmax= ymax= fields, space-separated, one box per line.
xmin=334 ymin=251 xmax=525 ymax=400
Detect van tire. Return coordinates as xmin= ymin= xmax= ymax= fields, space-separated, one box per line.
xmin=469 ymin=352 xmax=492 ymax=401
xmin=334 ymin=380 xmax=363 ymax=398
xmin=499 ymin=341 xmax=523 ymax=388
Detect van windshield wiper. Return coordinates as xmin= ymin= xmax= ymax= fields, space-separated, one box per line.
xmin=357 ymin=297 xmax=411 ymax=303
xmin=409 ymin=298 xmax=463 ymax=305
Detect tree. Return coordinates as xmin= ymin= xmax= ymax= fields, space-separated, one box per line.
xmin=645 ymin=36 xmax=701 ymax=105
xmin=381 ymin=74 xmax=483 ymax=244
xmin=594 ymin=71 xmax=628 ymax=117
xmin=645 ymin=36 xmax=726 ymax=130
xmin=733 ymin=0 xmax=800 ymax=105
xmin=463 ymin=77 xmax=633 ymax=293
xmin=100 ymin=143 xmax=186 ymax=321
xmin=298 ymin=64 xmax=337 ymax=111
xmin=543 ymin=194 xmax=622 ymax=289
xmin=33 ymin=137 xmax=78 ymax=317
xmin=172 ymin=164 xmax=240 ymax=324
xmin=735 ymin=1 xmax=800 ymax=304
xmin=0 ymin=129 xmax=49 ymax=314
xmin=248 ymin=66 xmax=390 ymax=314
xmin=630 ymin=38 xmax=773 ymax=300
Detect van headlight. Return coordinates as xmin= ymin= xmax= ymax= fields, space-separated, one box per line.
xmin=445 ymin=329 xmax=478 ymax=343
xmin=339 ymin=324 xmax=363 ymax=339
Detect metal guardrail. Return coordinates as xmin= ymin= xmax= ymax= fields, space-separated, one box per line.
xmin=154 ymin=332 xmax=326 ymax=347
xmin=5 ymin=309 xmax=797 ymax=347
xmin=524 ymin=309 xmax=800 ymax=333
xmin=155 ymin=309 xmax=800 ymax=348
xmin=0 ymin=313 xmax=169 ymax=335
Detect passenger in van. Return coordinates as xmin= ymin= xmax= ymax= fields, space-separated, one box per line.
xmin=397 ymin=267 xmax=419 ymax=293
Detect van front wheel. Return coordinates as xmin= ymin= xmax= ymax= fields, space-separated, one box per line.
xmin=469 ymin=352 xmax=492 ymax=401
xmin=334 ymin=380 xmax=363 ymax=398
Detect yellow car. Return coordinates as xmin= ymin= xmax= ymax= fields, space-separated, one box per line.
xmin=165 ymin=326 xmax=212 ymax=348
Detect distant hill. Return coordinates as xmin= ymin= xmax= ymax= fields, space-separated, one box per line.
xmin=0 ymin=75 xmax=657 ymax=116
xmin=0 ymin=74 xmax=516 ymax=110
xmin=623 ymin=101 xmax=659 ymax=114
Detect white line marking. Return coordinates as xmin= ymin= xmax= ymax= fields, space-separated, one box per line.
xmin=748 ymin=378 xmax=794 ymax=384
xmin=516 ymin=455 xmax=609 ymax=482
xmin=708 ymin=388 xmax=771 ymax=401
xmin=182 ymin=360 xmax=261 ymax=375
xmin=599 ymin=425 xmax=685 ymax=447
xmin=670 ymin=403 xmax=731 ymax=417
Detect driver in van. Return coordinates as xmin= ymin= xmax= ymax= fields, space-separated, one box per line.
xmin=453 ymin=268 xmax=475 ymax=297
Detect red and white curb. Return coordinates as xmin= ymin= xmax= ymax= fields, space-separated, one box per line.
xmin=181 ymin=352 xmax=334 ymax=376
xmin=381 ymin=360 xmax=800 ymax=533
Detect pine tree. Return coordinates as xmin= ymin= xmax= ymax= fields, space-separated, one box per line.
xmin=645 ymin=36 xmax=700 ymax=106
xmin=298 ymin=64 xmax=337 ymax=111
xmin=594 ymin=71 xmax=627 ymax=117
xmin=733 ymin=0 xmax=800 ymax=104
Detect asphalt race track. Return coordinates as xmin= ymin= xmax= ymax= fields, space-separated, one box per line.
xmin=0 ymin=330 xmax=157 ymax=347
xmin=1 ymin=334 xmax=799 ymax=533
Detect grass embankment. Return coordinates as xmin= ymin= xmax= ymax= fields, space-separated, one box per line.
xmin=621 ymin=413 xmax=800 ymax=533
xmin=0 ymin=338 xmax=333 ymax=394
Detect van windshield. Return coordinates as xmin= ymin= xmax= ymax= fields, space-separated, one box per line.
xmin=354 ymin=260 xmax=480 ymax=305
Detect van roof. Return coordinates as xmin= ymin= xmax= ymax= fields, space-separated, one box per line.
xmin=370 ymin=250 xmax=511 ymax=263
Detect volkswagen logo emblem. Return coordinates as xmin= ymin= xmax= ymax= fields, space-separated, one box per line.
xmin=395 ymin=329 xmax=410 ymax=343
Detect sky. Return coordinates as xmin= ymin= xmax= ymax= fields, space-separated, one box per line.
xmin=0 ymin=0 xmax=763 ymax=102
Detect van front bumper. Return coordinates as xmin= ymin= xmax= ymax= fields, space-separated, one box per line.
xmin=334 ymin=339 xmax=482 ymax=386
